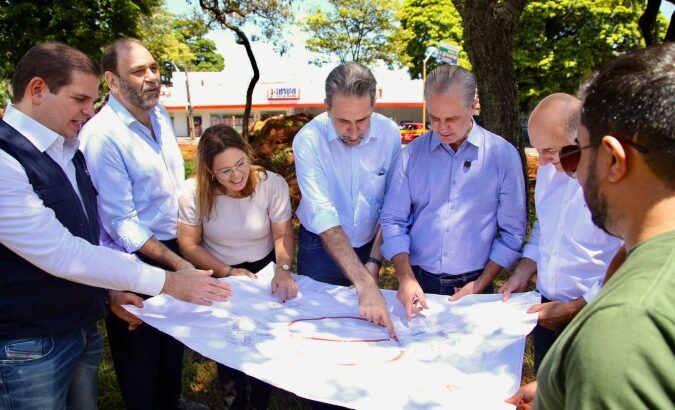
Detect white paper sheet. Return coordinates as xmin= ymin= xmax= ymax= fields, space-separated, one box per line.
xmin=124 ymin=263 xmax=539 ymax=409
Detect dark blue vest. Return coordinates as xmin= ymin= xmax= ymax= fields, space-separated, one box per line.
xmin=0 ymin=120 xmax=108 ymax=338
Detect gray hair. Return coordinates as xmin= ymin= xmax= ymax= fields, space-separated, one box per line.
xmin=424 ymin=65 xmax=476 ymax=108
xmin=325 ymin=61 xmax=377 ymax=108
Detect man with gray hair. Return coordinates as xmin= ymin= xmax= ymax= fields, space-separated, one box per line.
xmin=381 ymin=65 xmax=526 ymax=321
xmin=293 ymin=61 xmax=400 ymax=338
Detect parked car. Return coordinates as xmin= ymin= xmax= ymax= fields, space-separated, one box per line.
xmin=399 ymin=122 xmax=425 ymax=144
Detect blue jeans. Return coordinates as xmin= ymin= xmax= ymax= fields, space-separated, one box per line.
xmin=412 ymin=266 xmax=493 ymax=296
xmin=297 ymin=225 xmax=373 ymax=286
xmin=0 ymin=323 xmax=103 ymax=410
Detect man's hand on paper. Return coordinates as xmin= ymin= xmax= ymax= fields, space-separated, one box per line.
xmin=358 ymin=282 xmax=397 ymax=338
xmin=162 ymin=268 xmax=233 ymax=306
xmin=527 ymin=298 xmax=586 ymax=330
xmin=505 ymin=381 xmax=537 ymax=410
xmin=108 ymin=290 xmax=144 ymax=331
xmin=499 ymin=270 xmax=531 ymax=302
xmin=271 ymin=269 xmax=298 ymax=303
xmin=449 ymin=280 xmax=481 ymax=301
xmin=397 ymin=277 xmax=429 ymax=322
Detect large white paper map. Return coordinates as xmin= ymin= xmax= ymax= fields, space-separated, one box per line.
xmin=125 ymin=263 xmax=539 ymax=409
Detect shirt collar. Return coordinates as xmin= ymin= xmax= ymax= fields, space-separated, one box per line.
xmin=429 ymin=118 xmax=482 ymax=153
xmin=2 ymin=104 xmax=75 ymax=153
xmin=107 ymin=93 xmax=157 ymax=128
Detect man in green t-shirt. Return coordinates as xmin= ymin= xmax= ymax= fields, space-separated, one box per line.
xmin=506 ymin=43 xmax=675 ymax=409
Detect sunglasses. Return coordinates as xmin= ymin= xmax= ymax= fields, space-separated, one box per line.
xmin=558 ymin=137 xmax=648 ymax=178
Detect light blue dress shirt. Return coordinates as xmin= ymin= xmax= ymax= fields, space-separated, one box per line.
xmin=293 ymin=112 xmax=401 ymax=247
xmin=380 ymin=122 xmax=526 ymax=274
xmin=80 ymin=95 xmax=184 ymax=253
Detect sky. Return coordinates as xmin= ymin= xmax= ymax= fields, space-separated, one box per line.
xmin=164 ymin=0 xmax=675 ymax=85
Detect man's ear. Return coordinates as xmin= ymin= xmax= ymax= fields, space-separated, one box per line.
xmin=602 ymin=135 xmax=628 ymax=183
xmin=26 ymin=77 xmax=48 ymax=105
xmin=104 ymin=71 xmax=118 ymax=91
xmin=324 ymin=98 xmax=331 ymax=115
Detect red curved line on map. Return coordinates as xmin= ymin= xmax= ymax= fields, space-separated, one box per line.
xmin=288 ymin=316 xmax=400 ymax=344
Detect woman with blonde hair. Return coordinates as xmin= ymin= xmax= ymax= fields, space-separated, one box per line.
xmin=178 ymin=124 xmax=297 ymax=409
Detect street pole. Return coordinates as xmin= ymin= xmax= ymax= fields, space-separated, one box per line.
xmin=422 ymin=47 xmax=437 ymax=130
xmin=172 ymin=62 xmax=195 ymax=140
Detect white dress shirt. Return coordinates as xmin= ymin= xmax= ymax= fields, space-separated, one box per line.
xmin=0 ymin=105 xmax=165 ymax=295
xmin=293 ymin=112 xmax=401 ymax=247
xmin=522 ymin=164 xmax=622 ymax=302
xmin=80 ymin=95 xmax=185 ymax=253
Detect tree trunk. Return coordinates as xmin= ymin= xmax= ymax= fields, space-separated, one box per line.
xmin=452 ymin=0 xmax=529 ymax=209
xmin=198 ymin=0 xmax=259 ymax=141
xmin=639 ymin=0 xmax=662 ymax=46
xmin=232 ymin=28 xmax=259 ymax=141
xmin=451 ymin=0 xmax=527 ymax=150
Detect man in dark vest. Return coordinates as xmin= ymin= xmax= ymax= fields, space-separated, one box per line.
xmin=0 ymin=42 xmax=232 ymax=409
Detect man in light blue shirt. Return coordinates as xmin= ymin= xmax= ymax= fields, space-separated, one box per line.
xmin=380 ymin=65 xmax=526 ymax=321
xmin=293 ymin=62 xmax=401 ymax=338
xmin=80 ymin=38 xmax=205 ymax=410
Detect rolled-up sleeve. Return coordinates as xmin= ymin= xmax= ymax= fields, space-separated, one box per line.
xmin=522 ymin=219 xmax=541 ymax=262
xmin=292 ymin=131 xmax=341 ymax=234
xmin=83 ymin=134 xmax=153 ymax=252
xmin=489 ymin=146 xmax=526 ymax=268
xmin=380 ymin=148 xmax=413 ymax=261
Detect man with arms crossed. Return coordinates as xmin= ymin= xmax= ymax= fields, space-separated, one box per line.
xmin=0 ymin=42 xmax=229 ymax=410
xmin=507 ymin=43 xmax=675 ymax=409
xmin=500 ymin=93 xmax=622 ymax=371
xmin=80 ymin=38 xmax=206 ymax=410
xmin=293 ymin=62 xmax=401 ymax=337
xmin=381 ymin=65 xmax=526 ymax=321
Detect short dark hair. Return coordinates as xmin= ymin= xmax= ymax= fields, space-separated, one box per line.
xmin=580 ymin=43 xmax=675 ymax=188
xmin=101 ymin=37 xmax=146 ymax=75
xmin=11 ymin=42 xmax=101 ymax=102
xmin=325 ymin=62 xmax=377 ymax=108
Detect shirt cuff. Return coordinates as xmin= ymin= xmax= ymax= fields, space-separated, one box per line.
xmin=115 ymin=219 xmax=154 ymax=253
xmin=489 ymin=240 xmax=522 ymax=269
xmin=522 ymin=242 xmax=540 ymax=263
xmin=582 ymin=282 xmax=602 ymax=303
xmin=381 ymin=235 xmax=410 ymax=261
xmin=310 ymin=210 xmax=341 ymax=235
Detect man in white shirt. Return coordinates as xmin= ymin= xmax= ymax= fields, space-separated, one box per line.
xmin=80 ymin=38 xmax=206 ymax=410
xmin=293 ymin=62 xmax=401 ymax=340
xmin=500 ymin=93 xmax=622 ymax=370
xmin=0 ymin=42 xmax=230 ymax=410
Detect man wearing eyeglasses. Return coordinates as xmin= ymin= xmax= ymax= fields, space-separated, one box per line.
xmin=80 ymin=38 xmax=208 ymax=410
xmin=293 ymin=62 xmax=401 ymax=340
xmin=507 ymin=43 xmax=675 ymax=410
xmin=500 ymin=93 xmax=622 ymax=372
xmin=380 ymin=65 xmax=526 ymax=321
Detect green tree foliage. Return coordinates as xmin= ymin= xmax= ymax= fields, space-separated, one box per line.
xmin=514 ymin=0 xmax=645 ymax=112
xmin=0 ymin=0 xmax=160 ymax=80
xmin=140 ymin=7 xmax=224 ymax=82
xmin=302 ymin=0 xmax=402 ymax=67
xmin=396 ymin=0 xmax=468 ymax=78
xmin=397 ymin=0 xmax=654 ymax=114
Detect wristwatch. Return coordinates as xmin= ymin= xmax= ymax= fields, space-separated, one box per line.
xmin=278 ymin=263 xmax=291 ymax=272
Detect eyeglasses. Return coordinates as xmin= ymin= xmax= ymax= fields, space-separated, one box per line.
xmin=558 ymin=137 xmax=648 ymax=178
xmin=214 ymin=158 xmax=249 ymax=178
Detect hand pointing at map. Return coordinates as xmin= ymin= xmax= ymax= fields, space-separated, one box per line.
xmin=357 ymin=282 xmax=397 ymax=338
